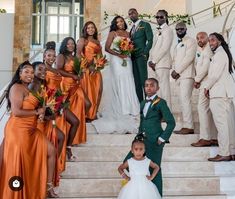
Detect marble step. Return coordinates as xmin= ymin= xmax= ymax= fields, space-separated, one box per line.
xmin=62 ymin=161 xmax=215 ymax=178
xmin=80 ymin=134 xmax=199 ymax=147
xmin=57 ymin=177 xmax=220 ymax=197
xmin=71 ymin=146 xmax=211 ymax=162
xmin=54 ymin=196 xmax=227 ymax=199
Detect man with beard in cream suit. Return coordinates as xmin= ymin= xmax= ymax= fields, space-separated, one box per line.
xmin=148 ymin=10 xmax=173 ymax=108
xmin=191 ymin=32 xmax=218 ymax=147
xmin=171 ymin=22 xmax=197 ymax=134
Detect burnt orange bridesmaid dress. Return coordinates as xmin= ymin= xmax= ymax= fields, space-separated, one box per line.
xmin=81 ymin=41 xmax=103 ymax=120
xmin=0 ymin=94 xmax=47 ymax=199
xmin=61 ymin=60 xmax=86 ymax=145
xmin=45 ymin=70 xmax=68 ymax=173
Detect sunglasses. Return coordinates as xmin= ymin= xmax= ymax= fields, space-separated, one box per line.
xmin=175 ymin=28 xmax=185 ymax=31
xmin=155 ymin=16 xmax=165 ymax=19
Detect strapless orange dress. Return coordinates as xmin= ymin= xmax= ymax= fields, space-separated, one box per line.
xmin=81 ymin=41 xmax=103 ymax=120
xmin=61 ymin=59 xmax=86 ymax=145
xmin=45 ymin=70 xmax=68 ymax=173
xmin=0 ymin=94 xmax=47 ymax=199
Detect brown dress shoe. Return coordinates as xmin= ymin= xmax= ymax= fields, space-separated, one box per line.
xmin=210 ymin=139 xmax=219 ymax=146
xmin=191 ymin=139 xmax=211 ymax=147
xmin=174 ymin=128 xmax=194 ymax=135
xmin=230 ymin=155 xmax=235 ymax=161
xmin=208 ymin=154 xmax=231 ymax=162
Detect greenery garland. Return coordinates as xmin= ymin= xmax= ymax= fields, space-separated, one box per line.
xmin=0 ymin=8 xmax=7 ymax=13
xmin=103 ymin=11 xmax=191 ymax=25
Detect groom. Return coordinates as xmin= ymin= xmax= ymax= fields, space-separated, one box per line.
xmin=128 ymin=8 xmax=153 ymax=102
xmin=124 ymin=78 xmax=175 ymax=196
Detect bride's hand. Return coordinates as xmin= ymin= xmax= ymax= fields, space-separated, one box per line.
xmin=118 ymin=54 xmax=128 ymax=59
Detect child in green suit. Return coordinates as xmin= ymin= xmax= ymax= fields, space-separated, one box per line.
xmin=124 ymin=78 xmax=175 ymax=196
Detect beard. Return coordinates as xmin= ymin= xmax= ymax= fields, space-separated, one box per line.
xmin=177 ymin=31 xmax=186 ymax=39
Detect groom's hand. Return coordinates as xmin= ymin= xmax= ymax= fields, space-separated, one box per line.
xmin=171 ymin=70 xmax=180 ymax=80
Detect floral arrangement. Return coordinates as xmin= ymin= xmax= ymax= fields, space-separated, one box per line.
xmin=32 ymin=85 xmax=68 ymax=116
xmin=73 ymin=56 xmax=87 ymax=76
xmin=112 ymin=37 xmax=135 ymax=66
xmin=92 ymin=54 xmax=108 ymax=71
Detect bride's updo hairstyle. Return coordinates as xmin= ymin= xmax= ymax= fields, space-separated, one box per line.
xmin=109 ymin=15 xmax=128 ymax=32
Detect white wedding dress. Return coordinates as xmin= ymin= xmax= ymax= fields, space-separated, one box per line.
xmin=117 ymin=157 xmax=162 ymax=199
xmin=92 ymin=36 xmax=140 ymax=134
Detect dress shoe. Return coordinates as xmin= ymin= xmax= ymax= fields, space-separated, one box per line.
xmin=174 ymin=128 xmax=194 ymax=135
xmin=230 ymin=155 xmax=235 ymax=161
xmin=208 ymin=154 xmax=231 ymax=162
xmin=210 ymin=139 xmax=219 ymax=146
xmin=191 ymin=139 xmax=211 ymax=147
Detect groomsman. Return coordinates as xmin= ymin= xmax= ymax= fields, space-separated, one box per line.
xmin=205 ymin=33 xmax=235 ymax=161
xmin=148 ymin=10 xmax=173 ymax=108
xmin=191 ymin=32 xmax=218 ymax=147
xmin=128 ymin=8 xmax=153 ymax=102
xmin=171 ymin=22 xmax=197 ymax=134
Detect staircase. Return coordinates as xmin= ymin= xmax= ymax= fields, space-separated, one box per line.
xmin=56 ymin=126 xmax=235 ymax=199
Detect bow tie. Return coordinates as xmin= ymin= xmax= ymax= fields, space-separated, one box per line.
xmin=157 ymin=27 xmax=162 ymax=30
xmin=145 ymin=99 xmax=153 ymax=103
xmin=178 ymin=39 xmax=182 ymax=43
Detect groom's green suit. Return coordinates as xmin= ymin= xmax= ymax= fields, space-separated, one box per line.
xmin=131 ymin=20 xmax=153 ymax=102
xmin=124 ymin=95 xmax=175 ymax=196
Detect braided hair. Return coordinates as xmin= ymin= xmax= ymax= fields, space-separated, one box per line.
xmin=157 ymin=9 xmax=169 ymax=25
xmin=6 ymin=61 xmax=33 ymax=111
xmin=210 ymin=32 xmax=234 ymax=74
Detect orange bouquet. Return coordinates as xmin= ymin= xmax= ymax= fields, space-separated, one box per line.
xmin=113 ymin=37 xmax=135 ymax=66
xmin=92 ymin=54 xmax=108 ymax=71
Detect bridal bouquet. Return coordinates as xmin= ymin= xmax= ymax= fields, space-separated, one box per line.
xmin=112 ymin=37 xmax=135 ymax=66
xmin=92 ymin=54 xmax=108 ymax=71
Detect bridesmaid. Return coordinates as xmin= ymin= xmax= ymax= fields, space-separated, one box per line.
xmin=77 ymin=21 xmax=103 ymax=121
xmin=56 ymin=37 xmax=91 ymax=145
xmin=0 ymin=61 xmax=58 ymax=198
xmin=29 ymin=61 xmax=64 ymax=187
xmin=44 ymin=41 xmax=80 ymax=164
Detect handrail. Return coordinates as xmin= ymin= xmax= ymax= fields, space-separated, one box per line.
xmin=222 ymin=1 xmax=235 ymax=35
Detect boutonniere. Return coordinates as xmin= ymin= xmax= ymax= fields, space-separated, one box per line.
xmin=151 ymin=98 xmax=161 ymax=107
xmin=180 ymin=43 xmax=185 ymax=47
xmin=196 ymin=52 xmax=201 ymax=57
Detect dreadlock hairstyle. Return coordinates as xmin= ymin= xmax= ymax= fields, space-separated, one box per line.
xmin=210 ymin=32 xmax=234 ymax=74
xmin=6 ymin=60 xmax=33 ymax=111
xmin=157 ymin=9 xmax=169 ymax=25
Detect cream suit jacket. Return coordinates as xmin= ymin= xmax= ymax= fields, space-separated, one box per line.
xmin=172 ymin=35 xmax=197 ymax=79
xmin=194 ymin=43 xmax=213 ymax=85
xmin=149 ymin=23 xmax=173 ymax=69
xmin=204 ymin=46 xmax=235 ymax=98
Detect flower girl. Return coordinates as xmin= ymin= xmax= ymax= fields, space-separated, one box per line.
xmin=117 ymin=135 xmax=162 ymax=199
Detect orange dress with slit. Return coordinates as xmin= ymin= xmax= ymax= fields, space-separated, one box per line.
xmin=61 ymin=59 xmax=86 ymax=145
xmin=0 ymin=93 xmax=47 ymax=199
xmin=45 ymin=70 xmax=68 ymax=173
xmin=80 ymin=41 xmax=103 ymax=120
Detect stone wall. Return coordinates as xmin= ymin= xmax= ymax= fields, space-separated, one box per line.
xmin=84 ymin=0 xmax=101 ymax=30
xmin=13 ymin=0 xmax=32 ymax=71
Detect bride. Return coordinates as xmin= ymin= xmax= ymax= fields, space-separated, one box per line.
xmin=92 ymin=16 xmax=140 ymax=133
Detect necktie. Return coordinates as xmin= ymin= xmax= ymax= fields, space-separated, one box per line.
xmin=131 ymin=24 xmax=136 ymax=37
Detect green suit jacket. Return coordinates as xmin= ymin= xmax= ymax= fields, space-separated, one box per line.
xmin=131 ymin=20 xmax=153 ymax=58
xmin=139 ymin=96 xmax=176 ymax=143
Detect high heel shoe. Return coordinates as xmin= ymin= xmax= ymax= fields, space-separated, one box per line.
xmin=47 ymin=182 xmax=59 ymax=198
